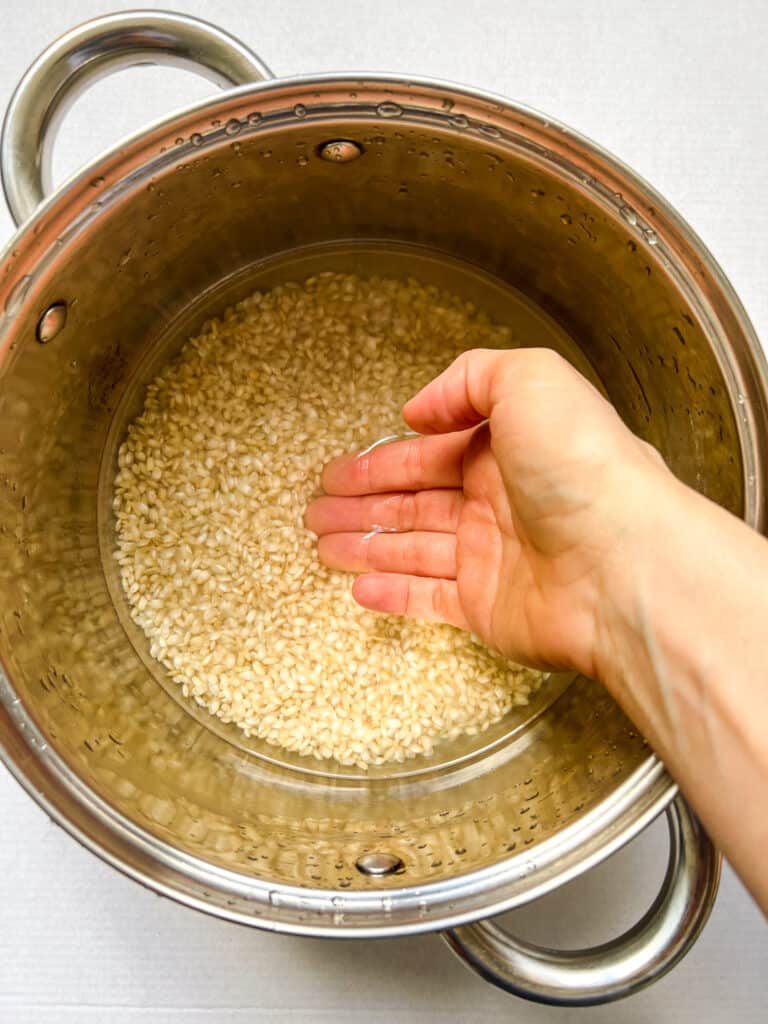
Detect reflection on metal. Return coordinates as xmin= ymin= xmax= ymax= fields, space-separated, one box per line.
xmin=36 ymin=301 xmax=67 ymax=343
xmin=318 ymin=140 xmax=364 ymax=163
xmin=356 ymin=852 xmax=404 ymax=877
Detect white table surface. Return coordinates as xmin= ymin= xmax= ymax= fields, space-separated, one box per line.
xmin=1 ymin=1 xmax=766 ymax=1020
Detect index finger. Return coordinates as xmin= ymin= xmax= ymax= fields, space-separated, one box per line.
xmin=321 ymin=430 xmax=474 ymax=496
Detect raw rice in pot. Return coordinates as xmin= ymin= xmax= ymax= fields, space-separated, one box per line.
xmin=113 ymin=272 xmax=545 ymax=767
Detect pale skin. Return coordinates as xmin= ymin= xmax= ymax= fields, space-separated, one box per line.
xmin=306 ymin=348 xmax=768 ymax=914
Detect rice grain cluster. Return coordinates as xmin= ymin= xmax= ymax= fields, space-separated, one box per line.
xmin=113 ymin=272 xmax=545 ymax=767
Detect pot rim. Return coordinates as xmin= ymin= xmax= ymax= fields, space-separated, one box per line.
xmin=0 ymin=665 xmax=671 ymax=936
xmin=1 ymin=69 xmax=763 ymax=934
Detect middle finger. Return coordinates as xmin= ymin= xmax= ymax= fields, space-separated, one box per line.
xmin=305 ymin=489 xmax=463 ymax=536
xmin=318 ymin=530 xmax=458 ymax=579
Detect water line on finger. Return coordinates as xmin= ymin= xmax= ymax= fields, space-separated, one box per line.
xmin=361 ymin=522 xmax=399 ymax=546
xmin=355 ymin=430 xmax=421 ymax=459
xmin=353 ymin=431 xmax=421 ymax=507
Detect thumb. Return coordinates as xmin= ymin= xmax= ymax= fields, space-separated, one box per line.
xmin=403 ymin=348 xmax=520 ymax=435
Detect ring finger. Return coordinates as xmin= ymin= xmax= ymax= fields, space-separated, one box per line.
xmin=317 ymin=530 xmax=458 ymax=578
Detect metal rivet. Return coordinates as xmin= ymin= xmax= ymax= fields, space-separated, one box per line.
xmin=318 ymin=140 xmax=364 ymax=163
xmin=36 ymin=302 xmax=67 ymax=344
xmin=355 ymin=852 xmax=403 ymax=877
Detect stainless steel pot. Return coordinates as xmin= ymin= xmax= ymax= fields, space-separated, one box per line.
xmin=1 ymin=11 xmax=764 ymax=1007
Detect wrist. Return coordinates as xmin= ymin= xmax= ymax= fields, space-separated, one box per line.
xmin=591 ymin=457 xmax=768 ymax=756
xmin=590 ymin=460 xmax=690 ymax=703
xmin=589 ymin=461 xmax=768 ymax=912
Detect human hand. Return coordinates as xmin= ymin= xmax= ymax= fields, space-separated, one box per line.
xmin=307 ymin=347 xmax=768 ymax=912
xmin=306 ymin=348 xmax=673 ymax=677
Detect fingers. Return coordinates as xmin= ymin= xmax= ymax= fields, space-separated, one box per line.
xmin=402 ymin=349 xmax=504 ymax=434
xmin=321 ymin=430 xmax=473 ymax=496
xmin=305 ymin=489 xmax=463 ymax=536
xmin=403 ymin=347 xmax=573 ymax=435
xmin=318 ymin=531 xmax=457 ymax=578
xmin=353 ymin=573 xmax=470 ymax=629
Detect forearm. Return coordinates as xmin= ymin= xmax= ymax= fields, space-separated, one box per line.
xmin=595 ymin=473 xmax=768 ymax=913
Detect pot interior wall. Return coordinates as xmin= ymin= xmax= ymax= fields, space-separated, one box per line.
xmin=0 ymin=113 xmax=742 ymax=893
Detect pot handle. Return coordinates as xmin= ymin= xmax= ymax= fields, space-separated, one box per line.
xmin=443 ymin=795 xmax=720 ymax=1006
xmin=0 ymin=10 xmax=274 ymax=226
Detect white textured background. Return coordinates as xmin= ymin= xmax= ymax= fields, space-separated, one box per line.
xmin=0 ymin=1 xmax=766 ymax=1021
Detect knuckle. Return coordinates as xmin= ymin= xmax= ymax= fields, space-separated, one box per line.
xmin=358 ymin=453 xmax=373 ymax=493
xmin=398 ymin=492 xmax=417 ymax=531
xmin=511 ymin=347 xmax=568 ymax=386
xmin=404 ymin=578 xmax=418 ymax=617
xmin=642 ymin=439 xmax=666 ymax=467
xmin=448 ymin=490 xmax=463 ymax=527
xmin=400 ymin=532 xmax=417 ymax=571
xmin=368 ymin=531 xmax=388 ymax=570
xmin=404 ymin=437 xmax=424 ymax=486
xmin=527 ymin=347 xmax=567 ymax=371
xmin=431 ymin=579 xmax=446 ymax=619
